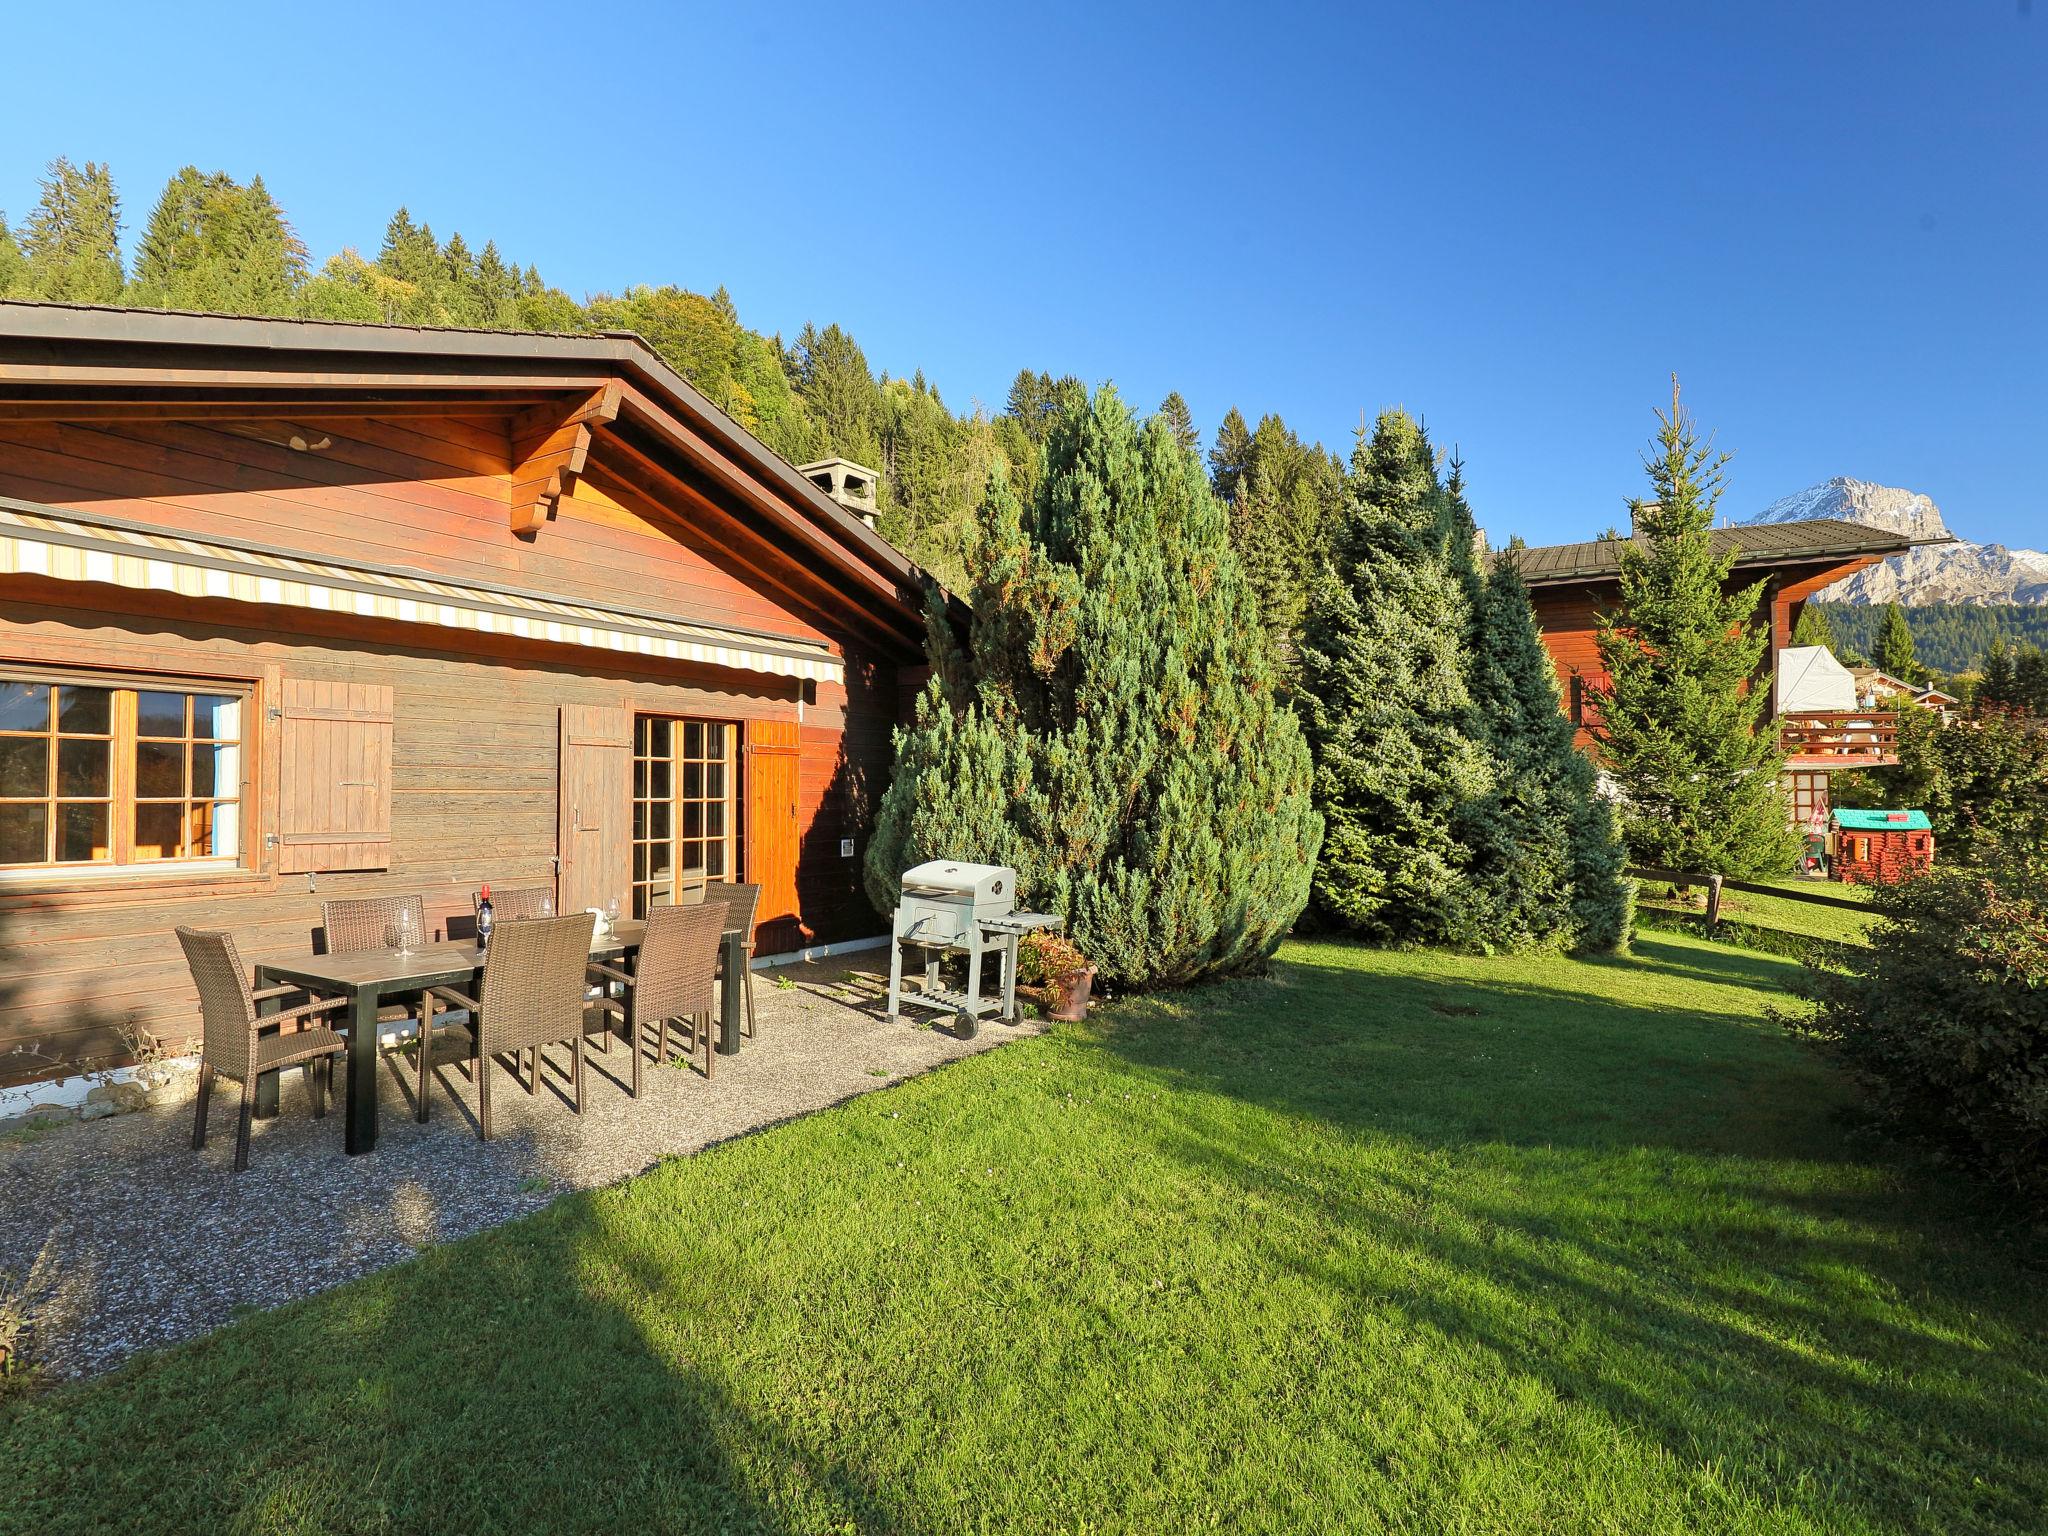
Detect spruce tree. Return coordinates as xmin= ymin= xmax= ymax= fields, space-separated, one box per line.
xmin=1156 ymin=391 xmax=1199 ymax=458
xmin=1297 ymin=409 xmax=1495 ymax=945
xmin=1593 ymin=383 xmax=1798 ymax=877
xmin=866 ymin=386 xmax=1320 ymax=987
xmin=1790 ymin=602 xmax=1836 ymax=652
xmin=1877 ymin=602 xmax=1918 ymax=680
xmin=1469 ymin=550 xmax=1632 ymax=951
xmin=0 ymin=215 xmax=22 ymax=297
xmin=21 ymin=158 xmax=123 ymax=304
xmin=131 ymin=168 xmax=306 ymax=314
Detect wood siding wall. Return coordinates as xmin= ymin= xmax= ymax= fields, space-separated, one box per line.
xmin=0 ymin=404 xmax=908 ymax=1086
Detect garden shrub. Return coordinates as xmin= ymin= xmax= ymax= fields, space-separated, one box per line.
xmin=1788 ymin=851 xmax=2048 ymax=1201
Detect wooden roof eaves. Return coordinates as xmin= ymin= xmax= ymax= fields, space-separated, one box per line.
xmin=0 ymin=300 xmax=949 ymax=636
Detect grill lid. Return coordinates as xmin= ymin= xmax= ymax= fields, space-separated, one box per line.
xmin=900 ymin=860 xmax=1014 ymax=903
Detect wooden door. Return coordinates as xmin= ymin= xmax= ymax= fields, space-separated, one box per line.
xmin=744 ymin=718 xmax=802 ymax=949
xmin=558 ymin=704 xmax=632 ymax=917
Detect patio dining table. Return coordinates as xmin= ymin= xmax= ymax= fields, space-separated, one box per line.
xmin=250 ymin=918 xmax=749 ymax=1155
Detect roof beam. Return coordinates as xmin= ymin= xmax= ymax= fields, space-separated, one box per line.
xmin=507 ymin=383 xmax=622 ymax=535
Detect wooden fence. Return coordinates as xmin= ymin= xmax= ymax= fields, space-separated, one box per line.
xmin=1627 ymin=866 xmax=1870 ymax=931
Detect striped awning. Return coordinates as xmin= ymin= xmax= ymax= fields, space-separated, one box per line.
xmin=0 ymin=498 xmax=843 ymax=684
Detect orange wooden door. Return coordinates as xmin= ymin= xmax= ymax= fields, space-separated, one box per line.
xmin=558 ymin=704 xmax=632 ymax=916
xmin=744 ymin=718 xmax=802 ymax=949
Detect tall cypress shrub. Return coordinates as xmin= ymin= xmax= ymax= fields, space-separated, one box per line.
xmin=1469 ymin=549 xmax=1633 ymax=951
xmin=1594 ymin=385 xmax=1798 ymax=877
xmin=865 ymin=387 xmax=1320 ymax=987
xmin=1297 ymin=410 xmax=1494 ymax=945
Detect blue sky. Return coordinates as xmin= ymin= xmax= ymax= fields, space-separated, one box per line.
xmin=4 ymin=1 xmax=2042 ymax=548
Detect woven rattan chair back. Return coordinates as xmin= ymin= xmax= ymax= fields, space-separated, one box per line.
xmin=698 ymin=882 xmax=760 ymax=942
xmin=475 ymin=910 xmax=594 ymax=1059
xmin=175 ymin=926 xmax=259 ymax=1080
xmin=630 ymin=902 xmax=723 ymax=1025
xmin=475 ymin=885 xmax=554 ymax=922
xmin=323 ymin=894 xmax=427 ymax=954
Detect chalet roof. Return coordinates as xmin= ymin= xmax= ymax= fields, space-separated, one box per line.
xmin=0 ymin=300 xmax=947 ymax=654
xmin=1515 ymin=517 xmax=1932 ymax=587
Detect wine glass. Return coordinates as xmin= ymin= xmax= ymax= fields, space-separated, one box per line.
xmin=393 ymin=906 xmax=418 ymax=957
xmin=539 ymin=891 xmax=554 ymax=918
xmin=606 ymin=896 xmax=620 ymax=932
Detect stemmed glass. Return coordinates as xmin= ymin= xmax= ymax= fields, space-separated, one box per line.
xmin=605 ymin=897 xmax=620 ymax=935
xmin=393 ymin=906 xmax=419 ymax=957
xmin=539 ymin=892 xmax=554 ymax=918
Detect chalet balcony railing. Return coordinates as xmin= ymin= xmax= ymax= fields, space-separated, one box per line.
xmin=1780 ymin=710 xmax=1899 ymax=768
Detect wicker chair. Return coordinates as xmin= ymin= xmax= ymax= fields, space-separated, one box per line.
xmin=321 ymin=894 xmax=453 ymax=1125
xmin=589 ymin=901 xmax=725 ymax=1087
xmin=175 ymin=926 xmax=347 ymax=1173
xmin=428 ymin=911 xmax=598 ymax=1140
xmin=475 ymin=886 xmax=555 ymax=922
xmin=698 ymin=882 xmax=761 ymax=1039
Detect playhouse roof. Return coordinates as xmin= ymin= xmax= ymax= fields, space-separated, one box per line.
xmin=1833 ymin=809 xmax=1932 ymax=831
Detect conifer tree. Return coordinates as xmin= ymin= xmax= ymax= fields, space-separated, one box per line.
xmin=131 ymin=168 xmax=306 ymax=314
xmin=1876 ymin=602 xmax=1918 ymax=681
xmin=1593 ymin=382 xmax=1797 ymax=876
xmin=0 ymin=215 xmax=23 ymax=297
xmin=1207 ymin=406 xmax=1255 ymax=503
xmin=1155 ymin=391 xmax=1199 ymax=458
xmin=1790 ymin=602 xmax=1836 ymax=652
xmin=1297 ymin=409 xmax=1495 ymax=945
xmin=21 ymin=158 xmax=123 ymax=303
xmin=1468 ymin=551 xmax=1632 ymax=951
xmin=867 ymin=387 xmax=1320 ymax=986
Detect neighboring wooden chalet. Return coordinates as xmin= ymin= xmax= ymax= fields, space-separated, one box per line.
xmin=0 ymin=303 xmax=941 ymax=1087
xmin=1515 ymin=516 xmax=1935 ymax=826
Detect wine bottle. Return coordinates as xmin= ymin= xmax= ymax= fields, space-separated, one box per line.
xmin=477 ymin=883 xmax=495 ymax=952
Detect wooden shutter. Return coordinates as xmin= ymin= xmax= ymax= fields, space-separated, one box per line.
xmin=558 ymin=704 xmax=632 ymax=916
xmin=277 ymin=679 xmax=393 ymax=872
xmin=744 ymin=718 xmax=803 ymax=946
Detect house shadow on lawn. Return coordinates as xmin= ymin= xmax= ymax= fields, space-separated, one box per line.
xmin=0 ymin=1173 xmax=938 ymax=1536
xmin=1092 ymin=936 xmax=2048 ymax=1533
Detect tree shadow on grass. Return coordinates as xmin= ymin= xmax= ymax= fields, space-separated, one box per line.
xmin=1091 ymin=938 xmax=2048 ymax=1533
xmin=0 ymin=1177 xmax=935 ymax=1536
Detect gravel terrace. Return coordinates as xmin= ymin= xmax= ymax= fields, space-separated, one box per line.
xmin=0 ymin=955 xmax=1044 ymax=1380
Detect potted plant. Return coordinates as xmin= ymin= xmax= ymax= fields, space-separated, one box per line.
xmin=1018 ymin=930 xmax=1095 ymax=1021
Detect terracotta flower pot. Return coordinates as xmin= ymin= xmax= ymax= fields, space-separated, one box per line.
xmin=1045 ymin=965 xmax=1096 ymax=1022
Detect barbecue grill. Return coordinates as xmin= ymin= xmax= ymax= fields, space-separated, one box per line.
xmin=885 ymin=860 xmax=1063 ymax=1035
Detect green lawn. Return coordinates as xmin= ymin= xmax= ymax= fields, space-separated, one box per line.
xmin=5 ymin=932 xmax=2044 ymax=1535
xmin=1641 ymin=877 xmax=1878 ymax=946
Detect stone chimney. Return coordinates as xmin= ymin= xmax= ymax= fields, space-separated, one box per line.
xmin=798 ymin=457 xmax=880 ymax=529
xmin=1630 ymin=500 xmax=1660 ymax=536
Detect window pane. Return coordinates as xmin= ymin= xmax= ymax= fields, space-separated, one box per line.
xmin=683 ymin=762 xmax=702 ymax=800
xmin=682 ymin=802 xmax=703 ymax=842
xmin=190 ymin=801 xmax=239 ymax=858
xmin=136 ymin=741 xmax=186 ymax=798
xmin=0 ymin=683 xmax=49 ymax=733
xmin=649 ymin=760 xmax=671 ymax=799
xmin=56 ymin=686 xmax=112 ymax=735
xmin=649 ymin=801 xmax=671 ymax=843
xmin=0 ymin=803 xmax=48 ymax=863
xmin=705 ymin=761 xmax=725 ymax=799
xmin=191 ymin=695 xmax=239 ymax=741
xmin=57 ymin=803 xmax=111 ymax=863
xmin=57 ymin=738 xmax=110 ymax=797
xmin=136 ymin=691 xmax=187 ymax=738
xmin=633 ymin=759 xmax=648 ymax=797
xmin=704 ymin=843 xmax=725 ymax=877
xmin=0 ymin=736 xmax=47 ymax=797
xmin=633 ymin=843 xmax=648 ymax=882
xmin=683 ymin=721 xmax=704 ymax=759
xmin=190 ymin=744 xmax=236 ymax=799
xmin=647 ymin=844 xmax=673 ymax=881
xmin=134 ymin=803 xmax=184 ymax=860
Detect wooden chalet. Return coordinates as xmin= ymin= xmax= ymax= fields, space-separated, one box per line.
xmin=0 ymin=303 xmax=940 ymax=1088
xmin=1515 ymin=516 xmax=1936 ymax=827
